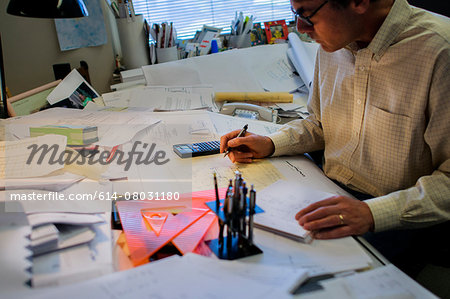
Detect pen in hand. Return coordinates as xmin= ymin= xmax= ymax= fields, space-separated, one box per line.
xmin=224 ymin=124 xmax=248 ymax=157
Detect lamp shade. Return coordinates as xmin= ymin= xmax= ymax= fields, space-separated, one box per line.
xmin=7 ymin=0 xmax=89 ymax=18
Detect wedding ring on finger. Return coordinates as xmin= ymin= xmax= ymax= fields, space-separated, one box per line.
xmin=338 ymin=214 xmax=345 ymax=225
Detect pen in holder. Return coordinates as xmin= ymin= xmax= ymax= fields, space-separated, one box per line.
xmin=116 ymin=14 xmax=150 ymax=69
xmin=229 ymin=33 xmax=252 ymax=49
xmin=150 ymin=22 xmax=179 ymax=63
xmin=156 ymin=46 xmax=178 ymax=64
xmin=229 ymin=11 xmax=253 ymax=49
xmin=205 ymin=172 xmax=263 ymax=260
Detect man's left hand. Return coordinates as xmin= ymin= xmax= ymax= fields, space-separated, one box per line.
xmin=295 ymin=196 xmax=375 ymax=239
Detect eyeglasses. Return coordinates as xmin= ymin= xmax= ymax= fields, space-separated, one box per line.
xmin=291 ymin=0 xmax=329 ymax=27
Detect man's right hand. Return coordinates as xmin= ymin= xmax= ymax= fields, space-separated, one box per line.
xmin=220 ymin=130 xmax=275 ymax=163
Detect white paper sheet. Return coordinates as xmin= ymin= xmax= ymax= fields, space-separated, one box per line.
xmin=100 ymin=85 xmax=145 ymax=107
xmin=143 ymin=44 xmax=300 ymax=93
xmin=210 ymin=112 xmax=282 ymax=136
xmin=1 ymin=135 xmax=67 ymax=179
xmin=321 ymin=264 xmax=438 ymax=299
xmin=143 ymin=63 xmax=203 ymax=86
xmin=102 ymin=85 xmax=218 ymax=112
xmin=255 ymin=57 xmax=304 ymax=92
xmin=287 ymin=33 xmax=320 ymax=92
xmin=5 ymin=108 xmax=161 ymax=147
xmin=2 ymin=172 xmax=84 ymax=191
xmin=30 ymin=223 xmax=58 ymax=242
xmin=248 ymin=229 xmax=372 ymax=276
xmin=47 ymin=69 xmax=100 ymax=106
xmin=183 ymin=253 xmax=309 ymax=293
xmin=254 ymin=180 xmax=336 ymax=241
xmin=191 ymin=155 xmax=285 ymax=192
xmin=270 ymin=156 xmax=354 ymax=197
xmin=32 ymin=253 xmax=297 ymax=299
xmin=27 ymin=213 xmax=105 ymax=227
xmin=133 ymin=91 xmax=204 ymax=110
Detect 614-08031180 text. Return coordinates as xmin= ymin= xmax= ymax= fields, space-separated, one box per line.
xmin=8 ymin=191 xmax=180 ymax=201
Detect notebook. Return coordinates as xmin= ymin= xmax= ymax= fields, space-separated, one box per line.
xmin=254 ymin=180 xmax=336 ymax=243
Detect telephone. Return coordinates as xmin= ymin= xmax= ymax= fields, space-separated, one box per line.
xmin=219 ymin=102 xmax=277 ymax=123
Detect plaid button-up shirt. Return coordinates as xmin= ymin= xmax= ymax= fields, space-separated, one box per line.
xmin=269 ymin=0 xmax=450 ymax=232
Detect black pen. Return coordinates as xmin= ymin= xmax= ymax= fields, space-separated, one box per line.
xmin=248 ymin=184 xmax=255 ymax=245
xmin=213 ymin=172 xmax=220 ymax=212
xmin=224 ymin=124 xmax=248 ymax=157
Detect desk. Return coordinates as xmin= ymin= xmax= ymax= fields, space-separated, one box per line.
xmin=0 ymin=41 xmax=435 ymax=297
xmin=104 ymin=110 xmax=386 ymax=283
xmin=0 ymin=108 xmax=389 ymax=298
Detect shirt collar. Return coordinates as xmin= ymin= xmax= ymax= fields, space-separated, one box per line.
xmin=345 ymin=0 xmax=412 ymax=60
xmin=368 ymin=0 xmax=412 ymax=60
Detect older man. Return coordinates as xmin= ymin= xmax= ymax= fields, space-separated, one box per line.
xmin=220 ymin=0 xmax=449 ymax=275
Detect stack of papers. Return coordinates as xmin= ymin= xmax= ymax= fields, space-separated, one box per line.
xmin=31 ymin=224 xmax=96 ymax=256
xmin=29 ymin=125 xmax=98 ymax=146
xmin=0 ymin=190 xmax=114 ymax=289
xmin=28 ymin=212 xmax=113 ymax=287
xmin=0 ymin=203 xmax=32 ymax=297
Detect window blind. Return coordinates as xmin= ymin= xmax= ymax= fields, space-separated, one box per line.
xmin=132 ymin=0 xmax=294 ymax=40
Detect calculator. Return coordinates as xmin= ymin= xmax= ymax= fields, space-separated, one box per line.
xmin=173 ymin=141 xmax=221 ymax=158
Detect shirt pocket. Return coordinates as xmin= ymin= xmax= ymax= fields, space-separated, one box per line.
xmin=362 ymin=105 xmax=414 ymax=189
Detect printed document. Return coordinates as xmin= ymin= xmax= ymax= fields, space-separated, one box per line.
xmin=1 ymin=135 xmax=67 ymax=179
xmin=102 ymin=85 xmax=218 ymax=112
xmin=192 ymin=155 xmax=285 ymax=192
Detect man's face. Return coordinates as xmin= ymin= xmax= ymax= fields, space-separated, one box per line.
xmin=291 ymin=0 xmax=360 ymax=52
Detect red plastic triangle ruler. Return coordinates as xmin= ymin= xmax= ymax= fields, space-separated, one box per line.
xmin=117 ymin=188 xmax=227 ymax=266
xmin=117 ymin=201 xmax=208 ymax=266
xmin=141 ymin=211 xmax=168 ymax=236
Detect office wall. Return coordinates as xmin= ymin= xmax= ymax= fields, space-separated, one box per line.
xmin=0 ymin=0 xmax=117 ymax=96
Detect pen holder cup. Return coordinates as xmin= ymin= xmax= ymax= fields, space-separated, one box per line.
xmin=116 ymin=15 xmax=150 ymax=69
xmin=156 ymin=46 xmax=178 ymax=64
xmin=229 ymin=34 xmax=252 ymax=49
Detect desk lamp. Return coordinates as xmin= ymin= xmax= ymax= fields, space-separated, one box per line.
xmin=7 ymin=0 xmax=88 ymax=18
xmin=0 ymin=0 xmax=89 ymax=119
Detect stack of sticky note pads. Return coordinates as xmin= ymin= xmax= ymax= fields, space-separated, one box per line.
xmin=30 ymin=125 xmax=98 ymax=146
